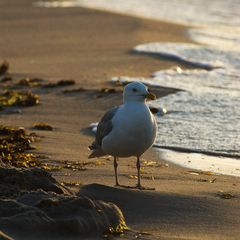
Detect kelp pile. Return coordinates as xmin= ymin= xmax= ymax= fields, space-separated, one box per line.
xmin=103 ymin=221 xmax=129 ymax=238
xmin=0 ymin=61 xmax=78 ymax=112
xmin=0 ymin=125 xmax=40 ymax=168
xmin=15 ymin=77 xmax=44 ymax=87
xmin=0 ymin=61 xmax=127 ymax=110
xmin=0 ymin=125 xmax=105 ymax=171
xmin=33 ymin=122 xmax=53 ymax=131
xmin=0 ymin=90 xmax=39 ymax=110
xmin=0 ymin=61 xmax=41 ymax=112
xmin=42 ymin=79 xmax=75 ymax=88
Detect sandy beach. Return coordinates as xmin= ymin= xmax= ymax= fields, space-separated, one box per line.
xmin=0 ymin=0 xmax=240 ymax=239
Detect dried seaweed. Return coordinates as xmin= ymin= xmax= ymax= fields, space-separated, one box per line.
xmin=0 ymin=76 xmax=12 ymax=83
xmin=103 ymin=222 xmax=128 ymax=238
xmin=197 ymin=178 xmax=216 ymax=183
xmin=100 ymin=88 xmax=117 ymax=94
xmin=61 ymin=160 xmax=89 ymax=171
xmin=93 ymin=87 xmax=121 ymax=98
xmin=111 ymin=79 xmax=127 ymax=87
xmin=143 ymin=160 xmax=169 ymax=168
xmin=58 ymin=159 xmax=105 ymax=171
xmin=33 ymin=122 xmax=53 ymax=131
xmin=62 ymin=87 xmax=86 ymax=93
xmin=16 ymin=78 xmax=44 ymax=87
xmin=41 ymin=164 xmax=62 ymax=171
xmin=42 ymin=80 xmax=75 ymax=88
xmin=0 ymin=90 xmax=39 ymax=110
xmin=217 ymin=191 xmax=235 ymax=199
xmin=0 ymin=125 xmax=40 ymax=168
xmin=0 ymin=61 xmax=9 ymax=76
xmin=61 ymin=181 xmax=81 ymax=187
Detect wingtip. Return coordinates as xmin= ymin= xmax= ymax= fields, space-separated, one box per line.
xmin=88 ymin=153 xmax=95 ymax=159
xmin=88 ymin=148 xmax=107 ymax=158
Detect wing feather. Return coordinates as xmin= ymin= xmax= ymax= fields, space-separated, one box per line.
xmin=88 ymin=107 xmax=119 ymax=158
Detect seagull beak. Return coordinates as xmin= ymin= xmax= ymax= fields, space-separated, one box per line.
xmin=145 ymin=91 xmax=156 ymax=100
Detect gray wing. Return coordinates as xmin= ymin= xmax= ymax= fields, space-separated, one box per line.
xmin=95 ymin=106 xmax=119 ymax=147
xmin=88 ymin=106 xmax=119 ymax=159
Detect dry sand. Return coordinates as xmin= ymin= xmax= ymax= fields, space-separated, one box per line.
xmin=0 ymin=0 xmax=240 ymax=239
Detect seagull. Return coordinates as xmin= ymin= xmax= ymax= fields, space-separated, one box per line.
xmin=89 ymin=81 xmax=157 ymax=189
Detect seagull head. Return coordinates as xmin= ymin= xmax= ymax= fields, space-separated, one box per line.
xmin=123 ymin=81 xmax=156 ymax=103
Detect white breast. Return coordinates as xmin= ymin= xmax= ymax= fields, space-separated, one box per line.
xmin=102 ymin=102 xmax=157 ymax=157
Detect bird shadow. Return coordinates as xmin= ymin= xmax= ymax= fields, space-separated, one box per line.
xmin=79 ymin=183 xmax=234 ymax=229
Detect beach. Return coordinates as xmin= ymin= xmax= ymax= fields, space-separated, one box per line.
xmin=0 ymin=0 xmax=240 ymax=239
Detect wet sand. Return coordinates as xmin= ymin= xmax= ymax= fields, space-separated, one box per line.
xmin=0 ymin=0 xmax=240 ymax=239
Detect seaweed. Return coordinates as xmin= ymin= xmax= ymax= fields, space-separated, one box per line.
xmin=111 ymin=79 xmax=127 ymax=87
xmin=103 ymin=221 xmax=128 ymax=238
xmin=16 ymin=78 xmax=44 ymax=87
xmin=100 ymin=87 xmax=117 ymax=94
xmin=217 ymin=191 xmax=235 ymax=199
xmin=0 ymin=125 xmax=40 ymax=168
xmin=41 ymin=164 xmax=62 ymax=171
xmin=0 ymin=76 xmax=12 ymax=83
xmin=93 ymin=87 xmax=119 ymax=99
xmin=59 ymin=159 xmax=105 ymax=171
xmin=0 ymin=61 xmax=9 ymax=76
xmin=42 ymin=79 xmax=75 ymax=88
xmin=62 ymin=87 xmax=86 ymax=93
xmin=197 ymin=178 xmax=216 ymax=183
xmin=0 ymin=90 xmax=39 ymax=110
xmin=33 ymin=122 xmax=53 ymax=131
xmin=0 ymin=124 xmax=105 ymax=171
xmin=61 ymin=160 xmax=89 ymax=171
xmin=61 ymin=181 xmax=81 ymax=187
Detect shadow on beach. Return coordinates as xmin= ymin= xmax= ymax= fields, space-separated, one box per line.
xmin=80 ymin=183 xmax=239 ymax=238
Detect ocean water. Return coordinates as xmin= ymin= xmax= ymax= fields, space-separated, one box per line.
xmin=36 ymin=0 xmax=240 ymax=174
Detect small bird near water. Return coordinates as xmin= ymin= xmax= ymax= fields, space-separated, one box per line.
xmin=89 ymin=81 xmax=157 ymax=189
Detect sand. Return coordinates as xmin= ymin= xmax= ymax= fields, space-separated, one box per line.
xmin=0 ymin=0 xmax=240 ymax=239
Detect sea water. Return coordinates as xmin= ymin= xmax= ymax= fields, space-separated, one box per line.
xmin=36 ymin=0 xmax=240 ymax=176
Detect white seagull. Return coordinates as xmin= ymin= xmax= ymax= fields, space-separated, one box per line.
xmin=89 ymin=81 xmax=157 ymax=189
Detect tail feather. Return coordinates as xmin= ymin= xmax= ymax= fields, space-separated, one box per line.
xmin=88 ymin=141 xmax=107 ymax=158
xmin=88 ymin=148 xmax=106 ymax=158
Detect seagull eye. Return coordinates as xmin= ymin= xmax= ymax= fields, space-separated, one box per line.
xmin=132 ymin=88 xmax=137 ymax=92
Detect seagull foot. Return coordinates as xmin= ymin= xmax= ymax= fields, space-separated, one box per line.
xmin=136 ymin=184 xmax=155 ymax=191
xmin=114 ymin=184 xmax=131 ymax=189
xmin=114 ymin=184 xmax=155 ymax=191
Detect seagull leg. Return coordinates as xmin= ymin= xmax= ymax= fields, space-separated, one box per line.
xmin=114 ymin=156 xmax=120 ymax=186
xmin=136 ymin=156 xmax=142 ymax=188
xmin=136 ymin=157 xmax=155 ymax=190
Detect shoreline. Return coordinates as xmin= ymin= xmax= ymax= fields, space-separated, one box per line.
xmin=157 ymin=149 xmax=240 ymax=178
xmin=1 ymin=1 xmax=240 ymax=239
